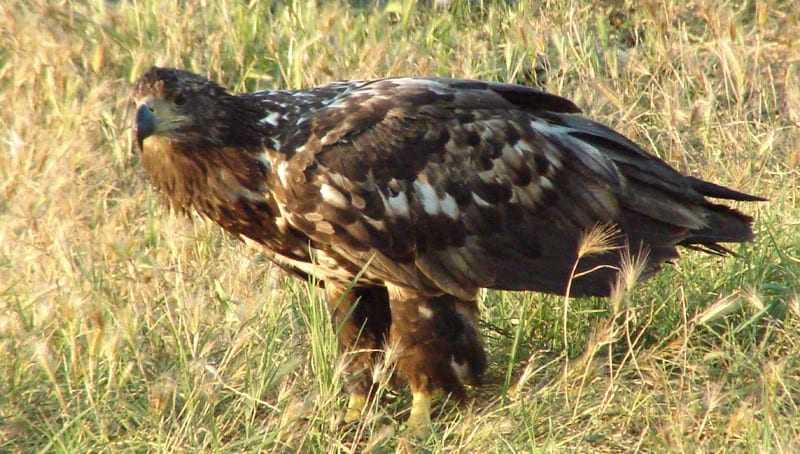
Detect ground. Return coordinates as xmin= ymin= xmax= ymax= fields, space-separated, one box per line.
xmin=1 ymin=0 xmax=799 ymax=452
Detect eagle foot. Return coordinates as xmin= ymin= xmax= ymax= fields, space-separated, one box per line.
xmin=406 ymin=391 xmax=433 ymax=437
xmin=343 ymin=393 xmax=367 ymax=423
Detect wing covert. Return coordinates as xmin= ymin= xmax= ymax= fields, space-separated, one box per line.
xmin=271 ymin=78 xmax=628 ymax=298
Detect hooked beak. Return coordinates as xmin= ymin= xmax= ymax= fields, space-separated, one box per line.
xmin=134 ymin=104 xmax=156 ymax=151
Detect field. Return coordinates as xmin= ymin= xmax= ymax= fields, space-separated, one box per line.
xmin=1 ymin=0 xmax=799 ymax=451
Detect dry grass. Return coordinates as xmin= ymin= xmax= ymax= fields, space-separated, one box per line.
xmin=1 ymin=0 xmax=799 ymax=451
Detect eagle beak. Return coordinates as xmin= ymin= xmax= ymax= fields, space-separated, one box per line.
xmin=134 ymin=104 xmax=156 ymax=151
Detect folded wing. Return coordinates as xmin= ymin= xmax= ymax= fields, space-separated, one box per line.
xmin=270 ymin=78 xmax=761 ymax=299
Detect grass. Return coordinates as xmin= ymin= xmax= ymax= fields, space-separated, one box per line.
xmin=1 ymin=0 xmax=799 ymax=451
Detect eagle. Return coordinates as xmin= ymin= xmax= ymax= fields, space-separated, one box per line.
xmin=132 ymin=67 xmax=762 ymax=435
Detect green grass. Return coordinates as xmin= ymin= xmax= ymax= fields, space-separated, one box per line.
xmin=1 ymin=0 xmax=799 ymax=451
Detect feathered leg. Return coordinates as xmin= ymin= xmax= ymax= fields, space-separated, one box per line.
xmin=386 ymin=285 xmax=486 ymax=436
xmin=325 ymin=284 xmax=391 ymax=423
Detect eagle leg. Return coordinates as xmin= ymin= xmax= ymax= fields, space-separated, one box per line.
xmin=325 ymin=284 xmax=391 ymax=423
xmin=408 ymin=391 xmax=433 ymax=437
xmin=386 ymin=285 xmax=487 ymax=436
xmin=344 ymin=393 xmax=368 ymax=424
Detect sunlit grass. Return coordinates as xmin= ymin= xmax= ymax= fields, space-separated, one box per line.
xmin=1 ymin=0 xmax=799 ymax=451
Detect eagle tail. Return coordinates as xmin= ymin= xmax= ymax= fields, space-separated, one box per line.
xmin=686 ymin=176 xmax=767 ymax=202
xmin=544 ymin=113 xmax=763 ymax=253
xmin=680 ymin=176 xmax=764 ymax=252
xmin=680 ymin=203 xmax=756 ymax=252
xmin=535 ymin=114 xmax=765 ymax=297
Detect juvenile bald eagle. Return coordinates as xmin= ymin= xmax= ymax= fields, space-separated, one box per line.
xmin=132 ymin=67 xmax=762 ymax=435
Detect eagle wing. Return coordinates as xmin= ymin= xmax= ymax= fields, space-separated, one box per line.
xmin=269 ymin=78 xmax=755 ymax=299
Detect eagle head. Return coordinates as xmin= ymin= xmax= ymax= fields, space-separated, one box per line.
xmin=132 ymin=67 xmax=240 ymax=152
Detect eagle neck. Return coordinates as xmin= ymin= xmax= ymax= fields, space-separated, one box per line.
xmin=218 ymin=95 xmax=277 ymax=151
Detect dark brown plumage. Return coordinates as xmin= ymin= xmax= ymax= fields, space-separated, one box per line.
xmin=131 ymin=67 xmax=763 ymax=434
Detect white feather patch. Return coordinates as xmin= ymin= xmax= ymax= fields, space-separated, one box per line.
xmin=515 ymin=182 xmax=543 ymax=207
xmin=530 ymin=119 xmax=571 ymax=136
xmin=276 ymin=161 xmax=291 ymax=187
xmin=387 ymin=191 xmax=410 ymax=218
xmin=514 ymin=140 xmax=533 ymax=154
xmin=387 ymin=78 xmax=449 ymax=94
xmin=235 ymin=186 xmax=265 ymax=201
xmin=316 ymin=221 xmax=335 ymax=235
xmin=320 ymin=183 xmax=348 ymax=208
xmin=260 ymin=111 xmax=282 ymax=126
xmin=472 ymin=192 xmax=491 ymax=208
xmin=242 ymin=237 xmax=354 ymax=283
xmin=292 ymin=91 xmax=316 ymax=98
xmin=450 ymin=358 xmax=471 ymax=384
xmin=418 ymin=305 xmax=434 ymax=319
xmin=320 ymin=130 xmax=342 ymax=145
xmin=502 ymin=144 xmax=525 ymax=169
xmin=270 ymin=138 xmax=281 ymax=150
xmin=414 ymin=180 xmax=439 ymax=215
xmin=440 ymin=193 xmax=459 ymax=219
xmin=255 ymin=153 xmax=272 ymax=171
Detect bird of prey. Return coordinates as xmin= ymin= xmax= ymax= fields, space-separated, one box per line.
xmin=131 ymin=67 xmax=762 ymax=435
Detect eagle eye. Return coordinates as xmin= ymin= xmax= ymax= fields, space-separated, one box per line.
xmin=173 ymin=93 xmax=186 ymax=106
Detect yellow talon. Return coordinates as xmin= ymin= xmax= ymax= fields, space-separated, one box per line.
xmin=344 ymin=393 xmax=367 ymax=423
xmin=406 ymin=391 xmax=432 ymax=437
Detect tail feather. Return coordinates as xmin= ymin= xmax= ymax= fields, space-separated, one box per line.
xmin=515 ymin=111 xmax=764 ymax=296
xmin=681 ymin=203 xmax=755 ymax=251
xmin=686 ymin=176 xmax=767 ymax=202
xmin=550 ymin=113 xmax=763 ymax=253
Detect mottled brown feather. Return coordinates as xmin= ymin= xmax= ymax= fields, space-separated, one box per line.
xmin=132 ymin=68 xmax=762 ymax=298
